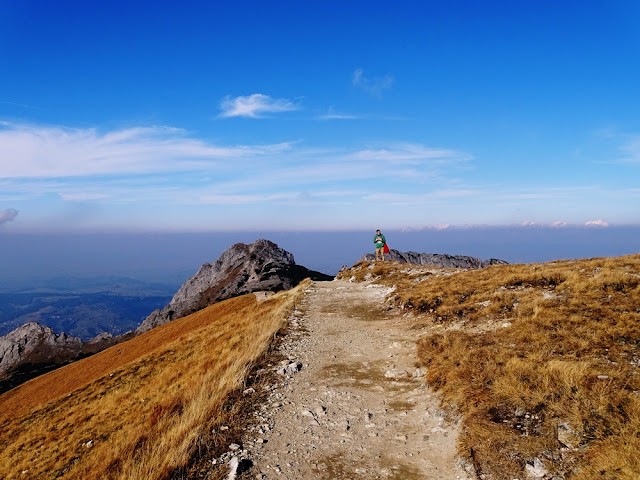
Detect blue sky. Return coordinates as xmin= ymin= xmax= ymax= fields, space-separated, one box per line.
xmin=1 ymin=0 xmax=639 ymax=233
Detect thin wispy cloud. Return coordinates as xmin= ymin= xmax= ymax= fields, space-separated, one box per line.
xmin=619 ymin=134 xmax=640 ymax=164
xmin=59 ymin=193 xmax=110 ymax=202
xmin=352 ymin=68 xmax=394 ymax=98
xmin=0 ymin=100 xmax=43 ymax=111
xmin=0 ymin=123 xmax=470 ymax=193
xmin=316 ymin=107 xmax=405 ymax=121
xmin=363 ymin=189 xmax=478 ymax=204
xmin=4 ymin=118 xmax=636 ymax=230
xmin=0 ymin=122 xmax=476 ymax=226
xmin=219 ymin=94 xmax=300 ymax=118
xmin=594 ymin=129 xmax=640 ymax=165
xmin=401 ymin=224 xmax=453 ymax=232
xmin=0 ymin=122 xmax=291 ymax=178
xmin=316 ymin=106 xmax=360 ymax=120
xmin=199 ymin=143 xmax=472 ymax=192
xmin=349 ymin=143 xmax=472 ymax=165
xmin=199 ymin=192 xmax=295 ymax=205
xmin=0 ymin=208 xmax=18 ymax=225
xmin=197 ymin=190 xmax=360 ymax=207
xmin=522 ymin=221 xmax=578 ymax=228
xmin=496 ymin=186 xmax=597 ymax=201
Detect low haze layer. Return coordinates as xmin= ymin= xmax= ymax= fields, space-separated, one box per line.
xmin=1 ymin=228 xmax=638 ymax=289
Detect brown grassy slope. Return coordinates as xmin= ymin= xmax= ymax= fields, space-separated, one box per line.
xmin=340 ymin=256 xmax=640 ymax=480
xmin=0 ymin=283 xmax=307 ymax=480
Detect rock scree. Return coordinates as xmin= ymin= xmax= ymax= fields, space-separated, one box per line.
xmin=209 ymin=279 xmax=472 ymax=480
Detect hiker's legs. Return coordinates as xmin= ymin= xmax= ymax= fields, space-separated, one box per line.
xmin=376 ymin=247 xmax=383 ymax=261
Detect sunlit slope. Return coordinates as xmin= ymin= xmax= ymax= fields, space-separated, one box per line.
xmin=341 ymin=255 xmax=640 ymax=480
xmin=0 ymin=284 xmax=306 ymax=480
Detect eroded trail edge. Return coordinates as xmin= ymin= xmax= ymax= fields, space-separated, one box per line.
xmin=239 ymin=280 xmax=471 ymax=480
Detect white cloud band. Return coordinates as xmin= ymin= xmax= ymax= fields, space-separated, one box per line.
xmin=0 ymin=122 xmax=291 ymax=178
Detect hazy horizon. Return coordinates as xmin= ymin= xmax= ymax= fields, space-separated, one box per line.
xmin=2 ymin=226 xmax=638 ymax=290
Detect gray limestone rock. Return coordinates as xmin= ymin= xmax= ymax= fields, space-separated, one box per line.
xmin=136 ymin=239 xmax=332 ymax=333
xmin=359 ymin=249 xmax=507 ymax=269
xmin=0 ymin=322 xmax=82 ymax=377
xmin=0 ymin=324 xmax=125 ymax=392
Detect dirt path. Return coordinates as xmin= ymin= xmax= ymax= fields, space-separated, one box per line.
xmin=239 ymin=279 xmax=471 ymax=480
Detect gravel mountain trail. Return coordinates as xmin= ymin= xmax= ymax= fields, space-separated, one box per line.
xmin=240 ymin=279 xmax=471 ymax=480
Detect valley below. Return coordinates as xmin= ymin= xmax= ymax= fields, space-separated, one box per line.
xmin=0 ymin=275 xmax=177 ymax=340
xmin=0 ymin=290 xmax=173 ymax=340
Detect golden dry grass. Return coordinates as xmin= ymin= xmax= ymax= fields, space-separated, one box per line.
xmin=0 ymin=282 xmax=307 ymax=480
xmin=341 ymin=256 xmax=640 ymax=479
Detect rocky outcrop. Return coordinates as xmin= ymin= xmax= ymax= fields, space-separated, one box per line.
xmin=359 ymin=249 xmax=507 ymax=269
xmin=0 ymin=323 xmax=126 ymax=393
xmin=82 ymin=332 xmax=119 ymax=355
xmin=0 ymin=322 xmax=82 ymax=378
xmin=136 ymin=239 xmax=332 ymax=333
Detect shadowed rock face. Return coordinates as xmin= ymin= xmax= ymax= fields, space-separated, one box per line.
xmin=0 ymin=322 xmax=82 ymax=391
xmin=0 ymin=323 xmax=123 ymax=392
xmin=359 ymin=249 xmax=508 ymax=269
xmin=0 ymin=322 xmax=82 ymax=375
xmin=136 ymin=239 xmax=332 ymax=333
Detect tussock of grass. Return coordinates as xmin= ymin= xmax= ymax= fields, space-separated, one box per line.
xmin=342 ymin=256 xmax=640 ymax=479
xmin=0 ymin=281 xmax=308 ymax=480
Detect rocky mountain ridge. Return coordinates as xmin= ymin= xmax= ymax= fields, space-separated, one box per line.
xmin=136 ymin=239 xmax=332 ymax=333
xmin=360 ymin=249 xmax=507 ymax=269
xmin=0 ymin=239 xmax=331 ymax=391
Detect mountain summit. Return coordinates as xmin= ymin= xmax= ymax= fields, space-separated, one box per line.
xmin=136 ymin=239 xmax=332 ymax=333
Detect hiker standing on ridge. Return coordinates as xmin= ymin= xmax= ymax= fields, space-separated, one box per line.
xmin=374 ymin=229 xmax=387 ymax=261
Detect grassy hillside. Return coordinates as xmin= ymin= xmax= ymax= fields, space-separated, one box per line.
xmin=340 ymin=254 xmax=640 ymax=479
xmin=0 ymin=283 xmax=306 ymax=480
